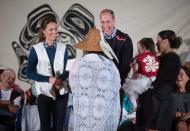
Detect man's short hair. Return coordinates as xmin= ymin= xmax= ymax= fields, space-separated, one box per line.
xmin=100 ymin=9 xmax=115 ymax=19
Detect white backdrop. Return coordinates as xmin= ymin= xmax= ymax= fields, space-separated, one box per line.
xmin=0 ymin=0 xmax=190 ymax=90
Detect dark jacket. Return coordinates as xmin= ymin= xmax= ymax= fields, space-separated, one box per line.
xmin=105 ymin=29 xmax=133 ymax=84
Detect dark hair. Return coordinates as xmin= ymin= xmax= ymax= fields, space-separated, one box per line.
xmin=38 ymin=17 xmax=57 ymax=42
xmin=138 ymin=37 xmax=156 ymax=55
xmin=181 ymin=66 xmax=190 ymax=92
xmin=158 ymin=30 xmax=182 ymax=49
xmin=100 ymin=9 xmax=115 ymax=19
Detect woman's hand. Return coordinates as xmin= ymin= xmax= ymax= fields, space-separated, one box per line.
xmin=49 ymin=76 xmax=56 ymax=85
xmin=181 ymin=113 xmax=190 ymax=121
xmin=131 ymin=117 xmax=136 ymax=124
xmin=54 ymin=78 xmax=62 ymax=90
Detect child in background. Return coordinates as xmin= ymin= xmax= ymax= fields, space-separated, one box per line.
xmin=122 ymin=38 xmax=159 ymax=111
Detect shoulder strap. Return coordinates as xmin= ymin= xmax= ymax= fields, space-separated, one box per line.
xmin=49 ymin=60 xmax=55 ymax=77
xmin=44 ymin=44 xmax=55 ymax=77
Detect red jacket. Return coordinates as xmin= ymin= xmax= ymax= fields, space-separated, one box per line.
xmin=135 ymin=51 xmax=159 ymax=77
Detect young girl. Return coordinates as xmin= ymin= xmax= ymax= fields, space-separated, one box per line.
xmin=122 ymin=38 xmax=159 ymax=111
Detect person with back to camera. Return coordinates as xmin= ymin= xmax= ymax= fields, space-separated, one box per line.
xmin=122 ymin=38 xmax=159 ymax=112
xmin=69 ymin=27 xmax=121 ymax=131
xmin=27 ymin=17 xmax=69 ymax=131
xmin=145 ymin=30 xmax=182 ymax=131
xmin=171 ymin=66 xmax=190 ymax=131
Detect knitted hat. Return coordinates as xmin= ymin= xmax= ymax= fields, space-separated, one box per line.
xmin=75 ymin=27 xmax=102 ymax=51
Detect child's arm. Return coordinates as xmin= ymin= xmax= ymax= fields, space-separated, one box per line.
xmin=129 ymin=61 xmax=139 ymax=79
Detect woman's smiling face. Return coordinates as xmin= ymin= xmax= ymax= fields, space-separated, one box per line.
xmin=176 ymin=68 xmax=189 ymax=89
xmin=156 ymin=35 xmax=167 ymax=54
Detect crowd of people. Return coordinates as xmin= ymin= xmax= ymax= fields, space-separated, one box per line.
xmin=0 ymin=8 xmax=190 ymax=131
